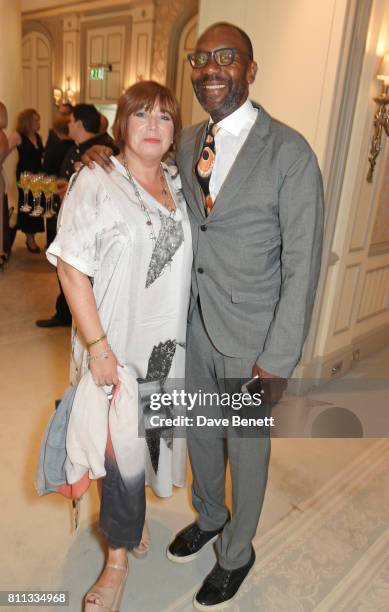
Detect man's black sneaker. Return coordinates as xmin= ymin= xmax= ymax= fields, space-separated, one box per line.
xmin=166 ymin=520 xmax=227 ymax=563
xmin=193 ymin=546 xmax=256 ymax=610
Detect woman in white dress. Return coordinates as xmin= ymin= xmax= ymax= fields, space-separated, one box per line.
xmin=47 ymin=81 xmax=192 ymax=611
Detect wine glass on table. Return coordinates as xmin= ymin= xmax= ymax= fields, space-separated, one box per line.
xmin=42 ymin=175 xmax=56 ymax=218
xmin=49 ymin=176 xmax=59 ymax=216
xmin=29 ymin=174 xmax=45 ymax=217
xmin=19 ymin=171 xmax=33 ymax=212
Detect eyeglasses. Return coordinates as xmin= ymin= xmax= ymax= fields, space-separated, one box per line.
xmin=187 ymin=48 xmax=251 ymax=69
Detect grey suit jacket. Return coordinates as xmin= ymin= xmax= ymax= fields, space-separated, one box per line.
xmin=176 ymin=104 xmax=324 ymax=378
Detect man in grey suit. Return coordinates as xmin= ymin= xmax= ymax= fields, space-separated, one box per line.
xmin=166 ymin=22 xmax=324 ymax=610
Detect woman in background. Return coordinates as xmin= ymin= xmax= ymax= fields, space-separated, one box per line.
xmin=0 ymin=102 xmax=9 ymax=264
xmin=12 ymin=108 xmax=44 ymax=253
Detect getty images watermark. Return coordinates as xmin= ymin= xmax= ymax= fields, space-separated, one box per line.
xmin=146 ymin=389 xmax=275 ymax=428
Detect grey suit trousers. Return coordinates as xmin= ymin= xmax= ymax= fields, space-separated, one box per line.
xmin=186 ymin=301 xmax=271 ymax=569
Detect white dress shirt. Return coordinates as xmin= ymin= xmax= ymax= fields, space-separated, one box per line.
xmin=209 ymin=99 xmax=258 ymax=202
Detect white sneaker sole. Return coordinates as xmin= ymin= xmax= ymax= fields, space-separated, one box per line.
xmin=166 ymin=534 xmax=219 ymax=564
xmin=192 ymin=591 xmax=238 ymax=611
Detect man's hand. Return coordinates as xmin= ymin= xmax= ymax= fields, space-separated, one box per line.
xmin=252 ymin=364 xmax=286 ymax=405
xmin=56 ymin=178 xmax=69 ymax=200
xmin=81 ymin=145 xmax=114 ymax=172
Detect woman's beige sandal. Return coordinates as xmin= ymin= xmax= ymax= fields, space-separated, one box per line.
xmin=84 ymin=562 xmax=128 ymax=612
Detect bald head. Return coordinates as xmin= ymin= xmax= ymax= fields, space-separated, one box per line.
xmin=191 ymin=22 xmax=257 ymax=122
xmin=198 ymin=22 xmax=254 ymax=60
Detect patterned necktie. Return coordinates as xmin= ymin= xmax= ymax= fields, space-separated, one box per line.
xmin=196 ymin=123 xmax=217 ymax=216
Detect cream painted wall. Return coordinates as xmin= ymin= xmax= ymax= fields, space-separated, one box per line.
xmin=194 ymin=0 xmax=349 ymax=166
xmin=0 ymin=0 xmax=22 ymax=210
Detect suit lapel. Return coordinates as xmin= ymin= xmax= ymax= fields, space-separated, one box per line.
xmin=211 ymin=106 xmax=272 ymax=216
xmin=178 ymin=122 xmax=207 ymax=221
xmin=190 ymin=122 xmax=207 ymax=219
xmin=180 ymin=106 xmax=272 ymax=220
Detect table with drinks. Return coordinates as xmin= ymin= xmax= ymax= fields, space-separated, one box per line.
xmin=18 ymin=172 xmax=59 ymax=219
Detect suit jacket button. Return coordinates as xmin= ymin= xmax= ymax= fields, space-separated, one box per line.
xmin=197 ymin=267 xmax=204 ymax=274
xmin=200 ymin=225 xmax=207 ymax=231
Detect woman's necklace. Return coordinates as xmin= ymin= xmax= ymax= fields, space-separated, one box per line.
xmin=122 ymin=156 xmax=157 ymax=245
xmin=121 ymin=157 xmax=177 ymax=245
xmin=159 ymin=168 xmax=176 ymax=215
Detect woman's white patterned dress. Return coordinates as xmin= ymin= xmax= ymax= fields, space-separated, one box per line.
xmin=47 ymin=157 xmax=192 ymax=500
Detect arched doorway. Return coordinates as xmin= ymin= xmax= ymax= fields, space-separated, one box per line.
xmin=174 ymin=15 xmax=197 ymax=127
xmin=22 ymin=31 xmax=52 ymax=141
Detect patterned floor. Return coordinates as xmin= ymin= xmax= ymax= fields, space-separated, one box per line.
xmin=1 ymin=233 xmax=388 ymax=611
xmin=167 ymin=439 xmax=389 ymax=611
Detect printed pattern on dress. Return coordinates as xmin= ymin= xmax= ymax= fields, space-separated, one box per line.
xmin=146 ymin=212 xmax=184 ymax=287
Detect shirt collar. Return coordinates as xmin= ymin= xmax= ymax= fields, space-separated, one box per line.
xmin=212 ymin=100 xmax=257 ymax=136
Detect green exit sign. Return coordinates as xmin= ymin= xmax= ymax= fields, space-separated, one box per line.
xmin=89 ymin=67 xmax=104 ymax=80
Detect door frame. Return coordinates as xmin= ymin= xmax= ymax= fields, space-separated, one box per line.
xmin=297 ymin=0 xmax=374 ymax=379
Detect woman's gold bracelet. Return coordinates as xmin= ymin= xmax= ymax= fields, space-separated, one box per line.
xmin=86 ymin=333 xmax=107 ymax=349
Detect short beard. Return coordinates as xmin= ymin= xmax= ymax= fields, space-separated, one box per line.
xmin=193 ymin=77 xmax=247 ymax=123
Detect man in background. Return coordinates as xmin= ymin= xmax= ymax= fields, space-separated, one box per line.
xmin=36 ymin=104 xmax=113 ymax=329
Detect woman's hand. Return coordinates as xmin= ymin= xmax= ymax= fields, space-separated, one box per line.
xmin=89 ymin=344 xmax=120 ymax=387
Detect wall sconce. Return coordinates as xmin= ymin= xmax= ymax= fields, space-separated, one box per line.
xmin=53 ymin=88 xmax=63 ymax=106
xmin=366 ymin=54 xmax=389 ymax=182
xmin=65 ymin=76 xmax=76 ymax=105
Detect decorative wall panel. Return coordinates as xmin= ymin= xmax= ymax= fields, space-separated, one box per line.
xmin=106 ymin=70 xmax=121 ymax=100
xmin=370 ymin=149 xmax=389 ymax=253
xmin=22 ymin=37 xmax=31 ymax=61
xmin=357 ymin=266 xmax=389 ymax=321
xmin=90 ymin=35 xmax=104 ymax=65
xmin=175 ymin=14 xmax=197 ymax=126
xmin=37 ymin=65 xmax=51 ymax=112
xmin=63 ymin=16 xmax=80 ymax=102
xmin=350 ymin=182 xmax=373 ymax=252
xmin=22 ymin=67 xmax=32 ymax=108
xmin=21 ymin=31 xmax=52 ymax=139
xmin=107 ymin=33 xmax=122 ymax=63
xmin=85 ymin=24 xmax=125 ymax=103
xmin=151 ymin=0 xmax=198 ymax=84
xmin=37 ymin=36 xmax=49 ymax=60
xmin=128 ymin=21 xmax=153 ymax=86
xmin=334 ymin=264 xmax=360 ymax=334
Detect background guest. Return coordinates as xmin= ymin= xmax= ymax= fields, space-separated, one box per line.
xmin=0 ymin=102 xmax=10 ymax=264
xmin=43 ymin=115 xmax=74 ymax=248
xmin=10 ymin=108 xmax=44 ymax=253
xmin=36 ymin=104 xmax=114 ymax=329
xmin=57 ymin=102 xmax=73 ymax=118
xmin=43 ymin=114 xmax=74 ymax=177
xmin=99 ymin=113 xmax=109 ymax=135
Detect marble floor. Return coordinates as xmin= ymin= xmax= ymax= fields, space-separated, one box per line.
xmin=0 ymin=232 xmax=387 ymax=611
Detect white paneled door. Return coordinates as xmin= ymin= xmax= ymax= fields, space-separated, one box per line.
xmin=85 ymin=25 xmax=126 ymax=104
xmin=22 ymin=31 xmax=52 ymax=141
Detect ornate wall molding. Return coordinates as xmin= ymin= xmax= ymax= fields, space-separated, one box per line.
xmin=151 ymin=0 xmax=198 ymax=85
